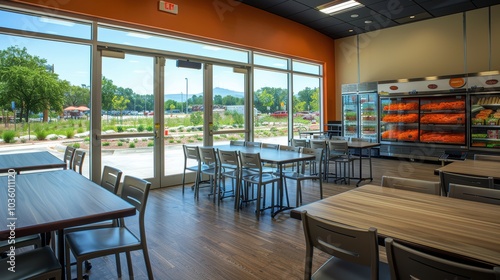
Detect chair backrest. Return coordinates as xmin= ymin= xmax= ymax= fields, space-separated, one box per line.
xmin=100 ymin=165 xmax=123 ymax=194
xmin=351 ymin=137 xmax=370 ymax=142
xmin=301 ymin=210 xmax=380 ymax=280
xmin=72 ymin=150 xmax=86 ymax=174
xmin=439 ymin=171 xmax=494 ymax=196
xmin=184 ymin=145 xmax=200 ymax=161
xmin=301 ymin=147 xmax=323 ymax=176
xmin=261 ymin=143 xmax=279 ymax=150
xmin=309 ymin=140 xmax=326 ymax=150
xmin=239 ymin=151 xmax=262 ymax=173
xmin=279 ymin=145 xmax=300 ymax=152
xmin=63 ymin=146 xmax=76 ymax=169
xmin=448 ymin=183 xmax=500 ymax=205
xmin=120 ymin=175 xmax=151 ymax=238
xmin=385 ymin=238 xmax=500 ymax=280
xmin=328 ymin=140 xmax=349 ymax=157
xmin=381 ymin=176 xmax=440 ymax=195
xmin=330 ymin=136 xmax=349 ymax=141
xmin=292 ymin=138 xmax=308 ymax=148
xmin=218 ymin=149 xmax=240 ymax=170
xmin=474 ymin=154 xmax=500 ymax=162
xmin=245 ymin=141 xmax=262 ymax=148
xmin=198 ymin=147 xmax=218 ymax=167
xmin=229 ymin=140 xmax=245 ymax=146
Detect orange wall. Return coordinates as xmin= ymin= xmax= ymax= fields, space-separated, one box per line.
xmin=11 ymin=0 xmax=337 ymax=121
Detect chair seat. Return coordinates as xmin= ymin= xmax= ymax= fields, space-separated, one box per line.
xmin=66 ymin=227 xmax=140 ymax=256
xmin=242 ymin=173 xmax=280 ymax=184
xmin=0 ymin=246 xmax=61 ymax=280
xmin=312 ymin=256 xmax=390 ymax=280
xmin=282 ymin=171 xmax=317 ymax=181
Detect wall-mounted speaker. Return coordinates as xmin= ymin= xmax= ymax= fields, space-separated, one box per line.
xmin=176 ymin=60 xmax=202 ymax=69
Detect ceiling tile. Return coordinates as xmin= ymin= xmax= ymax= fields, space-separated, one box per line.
xmin=266 ymin=0 xmax=310 ymax=17
xmin=394 ymin=11 xmax=433 ymax=24
xmin=293 ymin=0 xmax=333 ymax=9
xmin=241 ymin=0 xmax=288 ymax=9
xmin=307 ymin=16 xmax=346 ymax=29
xmin=287 ymin=8 xmax=329 ymax=23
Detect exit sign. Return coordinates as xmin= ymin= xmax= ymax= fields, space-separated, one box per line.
xmin=159 ymin=1 xmax=178 ymax=14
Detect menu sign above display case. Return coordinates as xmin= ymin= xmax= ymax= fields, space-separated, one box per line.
xmin=379 ymin=76 xmax=468 ymax=96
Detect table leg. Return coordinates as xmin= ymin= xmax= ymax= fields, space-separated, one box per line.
xmin=58 ymin=229 xmax=65 ymax=279
xmin=355 ymin=148 xmax=373 ymax=187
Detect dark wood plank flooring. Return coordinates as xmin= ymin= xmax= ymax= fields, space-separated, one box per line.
xmin=73 ymin=157 xmax=441 ymax=279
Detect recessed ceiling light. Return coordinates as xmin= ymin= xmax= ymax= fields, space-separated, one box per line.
xmin=364 ymin=20 xmax=372 ymax=24
xmin=318 ymin=0 xmax=364 ymax=15
xmin=410 ymin=15 xmax=415 ymax=19
xmin=351 ymin=14 xmax=359 ymax=18
xmin=349 ymin=29 xmax=354 ymax=32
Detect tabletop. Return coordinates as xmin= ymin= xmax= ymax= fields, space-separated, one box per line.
xmin=435 ymin=159 xmax=500 ymax=180
xmin=291 ymin=184 xmax=500 ymax=266
xmin=0 ymin=169 xmax=135 ymax=239
xmin=0 ymin=151 xmax=67 ymax=173
xmin=213 ymin=145 xmax=315 ymax=164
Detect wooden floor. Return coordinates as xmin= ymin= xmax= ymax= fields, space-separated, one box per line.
xmin=77 ymin=157 xmax=441 ymax=280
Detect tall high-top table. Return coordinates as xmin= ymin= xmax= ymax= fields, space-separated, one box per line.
xmin=291 ymin=184 xmax=500 ymax=267
xmin=0 ymin=151 xmax=67 ymax=174
xmin=0 ymin=169 xmax=135 ymax=278
xmin=208 ymin=145 xmax=315 ymax=215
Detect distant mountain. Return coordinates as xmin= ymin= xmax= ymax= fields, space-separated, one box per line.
xmin=165 ymin=87 xmax=244 ymax=102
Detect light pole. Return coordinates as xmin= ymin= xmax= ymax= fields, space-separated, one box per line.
xmin=185 ymin=78 xmax=189 ymax=114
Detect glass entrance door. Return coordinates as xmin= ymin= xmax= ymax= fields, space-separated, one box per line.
xmin=98 ymin=51 xmax=161 ymax=187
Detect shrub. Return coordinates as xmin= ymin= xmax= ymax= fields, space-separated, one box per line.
xmin=84 ymin=137 xmax=90 ymax=142
xmin=147 ymin=141 xmax=154 ymax=147
xmin=66 ymin=129 xmax=75 ymax=139
xmin=76 ymin=127 xmax=84 ymax=133
xmin=102 ymin=142 xmax=110 ymax=146
xmin=146 ymin=126 xmax=153 ymax=132
xmin=116 ymin=126 xmax=124 ymax=132
xmin=129 ymin=142 xmax=135 ymax=148
xmin=117 ymin=141 xmax=123 ymax=146
xmin=20 ymin=138 xmax=27 ymax=143
xmin=168 ymin=139 xmax=174 ymax=143
xmin=137 ymin=124 xmax=145 ymax=132
xmin=34 ymin=129 xmax=49 ymax=140
xmin=2 ymin=130 xmax=16 ymax=143
xmin=50 ymin=136 xmax=58 ymax=140
xmin=72 ymin=143 xmax=80 ymax=148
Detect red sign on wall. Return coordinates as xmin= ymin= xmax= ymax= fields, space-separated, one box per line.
xmin=159 ymin=1 xmax=178 ymax=14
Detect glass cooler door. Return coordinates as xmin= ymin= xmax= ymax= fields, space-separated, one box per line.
xmin=342 ymin=94 xmax=358 ymax=138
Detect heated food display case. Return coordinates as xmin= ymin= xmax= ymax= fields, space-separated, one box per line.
xmin=341 ymin=82 xmax=378 ymax=142
xmin=468 ymin=72 xmax=500 ymax=151
xmin=378 ymin=76 xmax=467 ymax=160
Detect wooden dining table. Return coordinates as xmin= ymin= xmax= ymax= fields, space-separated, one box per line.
xmin=291 ymin=184 xmax=500 ymax=267
xmin=0 ymin=151 xmax=67 ymax=174
xmin=435 ymin=159 xmax=500 ymax=179
xmin=0 ymin=169 xmax=136 ymax=278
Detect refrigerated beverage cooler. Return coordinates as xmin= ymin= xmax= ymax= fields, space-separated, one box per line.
xmin=341 ymin=82 xmax=378 ymax=142
xmin=468 ymin=72 xmax=500 ymax=151
xmin=378 ymin=75 xmax=468 ymax=160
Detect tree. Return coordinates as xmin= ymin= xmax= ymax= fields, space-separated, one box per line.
xmin=64 ymin=83 xmax=90 ymax=107
xmin=256 ymin=89 xmax=274 ymax=113
xmin=101 ymin=77 xmax=117 ymax=112
xmin=112 ymin=95 xmax=130 ymax=122
xmin=0 ymin=46 xmax=65 ymax=122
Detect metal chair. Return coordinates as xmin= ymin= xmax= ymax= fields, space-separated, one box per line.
xmin=350 ymin=138 xmax=372 ymax=180
xmin=292 ymin=138 xmax=308 ymax=148
xmin=448 ymin=183 xmax=500 ymax=205
xmin=182 ymin=145 xmax=203 ymax=195
xmin=381 ymin=176 xmax=440 ymax=195
xmin=71 ymin=149 xmax=86 ymax=174
xmin=239 ymin=151 xmax=280 ymax=219
xmin=385 ymin=238 xmax=500 ymax=280
xmin=301 ymin=210 xmax=390 ymax=280
xmin=65 ymin=176 xmax=153 ymax=280
xmin=327 ymin=140 xmax=353 ymax=184
xmin=283 ymin=147 xmax=323 ymax=207
xmin=474 ymin=154 xmax=500 ymax=161
xmin=63 ymin=145 xmax=76 ymax=169
xmin=261 ymin=143 xmax=279 ymax=150
xmin=229 ymin=140 xmax=245 ymax=146
xmin=218 ymin=149 xmax=240 ymax=208
xmin=439 ymin=171 xmax=494 ymax=196
xmin=0 ymin=246 xmax=61 ymax=280
xmin=245 ymin=141 xmax=262 ymax=148
xmin=310 ymin=140 xmax=327 ymax=180
xmin=197 ymin=147 xmax=219 ymax=202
